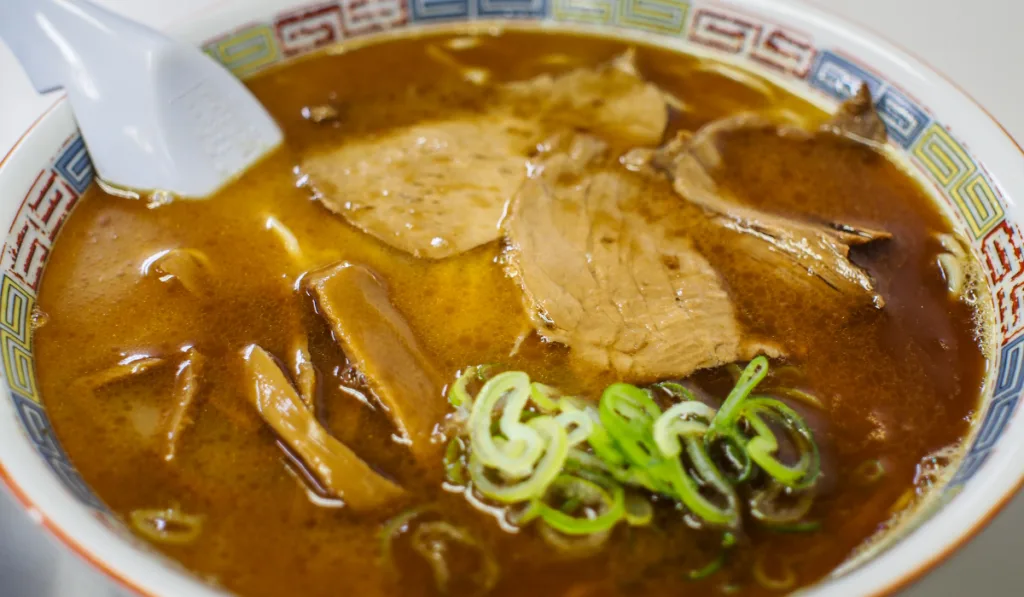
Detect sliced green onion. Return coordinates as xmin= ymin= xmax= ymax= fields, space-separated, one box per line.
xmin=538 ymin=474 xmax=625 ymax=535
xmin=530 ymin=382 xmax=561 ymax=413
xmin=705 ymin=358 xmax=769 ymax=481
xmin=855 ymin=459 xmax=886 ymax=485
xmin=708 ymin=357 xmax=769 ymax=438
xmin=411 ymin=521 xmax=500 ymax=596
xmin=687 ymin=552 xmax=726 ymax=580
xmin=772 ymin=387 xmax=823 ymax=409
xmin=686 ymin=533 xmax=734 ymax=581
xmin=753 ymin=550 xmax=796 ymax=591
xmin=599 ymin=384 xmax=662 ymax=467
xmin=749 ymin=483 xmax=814 ymax=525
xmin=742 ymin=398 xmax=820 ymax=489
xmin=653 ymin=381 xmax=694 ymax=401
xmin=448 ymin=365 xmax=493 ymax=408
xmin=651 ymin=401 xmax=739 ymax=528
xmin=538 ymin=522 xmax=611 ymax=558
xmin=447 ymin=368 xmax=475 ymax=408
xmin=566 ymin=448 xmax=609 ymax=472
xmin=624 ymin=491 xmax=653 ymax=526
xmin=586 ymin=417 xmax=628 ymax=468
xmin=554 ymin=400 xmax=596 ymax=447
xmin=717 ymin=428 xmax=754 ymax=483
xmin=379 ymin=505 xmax=438 ymax=572
xmin=469 ymin=372 xmax=545 ymax=478
xmin=660 ymin=439 xmax=740 ymax=528
xmin=446 ymin=363 xmax=822 ymax=558
xmin=566 ymin=448 xmax=663 ymax=495
xmin=602 ymin=383 xmax=661 ymax=421
xmin=653 ymin=401 xmax=716 ymax=458
xmin=469 ymin=416 xmax=569 ymax=503
xmin=509 ymin=499 xmax=543 ymax=526
xmin=444 ymin=437 xmax=467 ymax=486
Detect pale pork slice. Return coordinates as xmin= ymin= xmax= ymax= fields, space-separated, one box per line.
xmin=301 ymin=114 xmax=536 ymax=259
xmin=503 ymin=135 xmax=778 ymax=383
xmin=301 ymin=52 xmax=668 ymax=259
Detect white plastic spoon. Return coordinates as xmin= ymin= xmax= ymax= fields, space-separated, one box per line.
xmin=0 ymin=0 xmax=283 ymax=199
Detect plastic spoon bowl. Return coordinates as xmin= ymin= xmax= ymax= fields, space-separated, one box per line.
xmin=0 ymin=0 xmax=283 ymax=199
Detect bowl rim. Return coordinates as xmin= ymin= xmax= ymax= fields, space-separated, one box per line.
xmin=0 ymin=0 xmax=1022 ymax=595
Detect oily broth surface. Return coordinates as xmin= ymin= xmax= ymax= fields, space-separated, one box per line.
xmin=33 ymin=29 xmax=984 ymax=597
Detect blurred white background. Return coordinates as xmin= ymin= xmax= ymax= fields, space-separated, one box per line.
xmin=0 ymin=1 xmax=1022 ymax=595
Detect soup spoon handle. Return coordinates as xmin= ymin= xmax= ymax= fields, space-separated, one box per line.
xmin=0 ymin=0 xmax=282 ymax=199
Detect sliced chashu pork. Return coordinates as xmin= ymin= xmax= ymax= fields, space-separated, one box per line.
xmin=242 ymin=345 xmax=406 ymax=512
xmin=822 ymin=84 xmax=887 ymax=144
xmin=301 ymin=52 xmax=668 ymax=259
xmin=504 ymin=50 xmax=669 ymax=148
xmin=503 ymin=134 xmax=779 ymax=383
xmin=305 ymin=263 xmax=447 ymax=466
xmin=650 ymin=95 xmax=891 ymax=306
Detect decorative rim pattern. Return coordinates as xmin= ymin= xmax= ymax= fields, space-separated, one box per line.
xmin=0 ymin=0 xmax=1022 ymax=595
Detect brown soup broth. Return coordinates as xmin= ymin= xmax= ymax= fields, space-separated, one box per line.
xmin=33 ymin=28 xmax=984 ymax=597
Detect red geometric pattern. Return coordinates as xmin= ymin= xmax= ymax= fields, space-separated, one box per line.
xmin=274 ymin=3 xmax=346 ymax=57
xmin=2 ymin=167 xmax=79 ymax=291
xmin=751 ymin=26 xmax=815 ymax=77
xmin=688 ymin=8 xmax=760 ymax=54
xmin=339 ymin=0 xmax=409 ymax=37
xmin=689 ymin=6 xmax=814 ymax=78
xmin=983 ymin=220 xmax=1024 ymax=341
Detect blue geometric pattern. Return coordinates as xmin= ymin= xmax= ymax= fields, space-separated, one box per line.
xmin=972 ymin=394 xmax=1019 ymax=453
xmin=411 ymin=0 xmax=471 ymax=20
xmin=809 ymin=50 xmax=931 ymax=149
xmin=809 ymin=50 xmax=883 ymax=100
xmin=876 ymin=87 xmax=931 ymax=149
xmin=409 ymin=0 xmax=545 ymax=19
xmin=950 ymin=335 xmax=1024 ymax=486
xmin=52 ymin=136 xmax=94 ymax=195
xmin=478 ymin=0 xmax=547 ymax=17
xmin=950 ymin=450 xmax=991 ymax=487
xmin=10 ymin=393 xmax=105 ymax=510
xmin=995 ymin=334 xmax=1024 ymax=397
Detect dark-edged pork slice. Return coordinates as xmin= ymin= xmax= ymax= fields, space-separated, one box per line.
xmin=822 ymin=84 xmax=887 ymax=144
xmin=651 ymin=110 xmax=890 ymax=306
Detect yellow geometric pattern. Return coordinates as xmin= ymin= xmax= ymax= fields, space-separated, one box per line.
xmin=553 ymin=0 xmax=614 ymax=24
xmin=913 ymin=125 xmax=975 ymax=187
xmin=954 ymin=172 xmax=1004 ymax=238
xmin=0 ymin=275 xmax=37 ymax=402
xmin=205 ymin=25 xmax=282 ymax=78
xmin=2 ymin=329 xmax=37 ymax=402
xmin=913 ymin=123 xmax=1002 ymax=238
xmin=619 ymin=0 xmax=689 ymax=34
xmin=0 ymin=275 xmax=31 ymax=347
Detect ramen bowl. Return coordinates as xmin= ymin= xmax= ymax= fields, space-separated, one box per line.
xmin=0 ymin=0 xmax=1022 ymax=595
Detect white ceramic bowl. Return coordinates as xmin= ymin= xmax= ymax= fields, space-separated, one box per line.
xmin=1 ymin=0 xmax=1023 ymax=595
